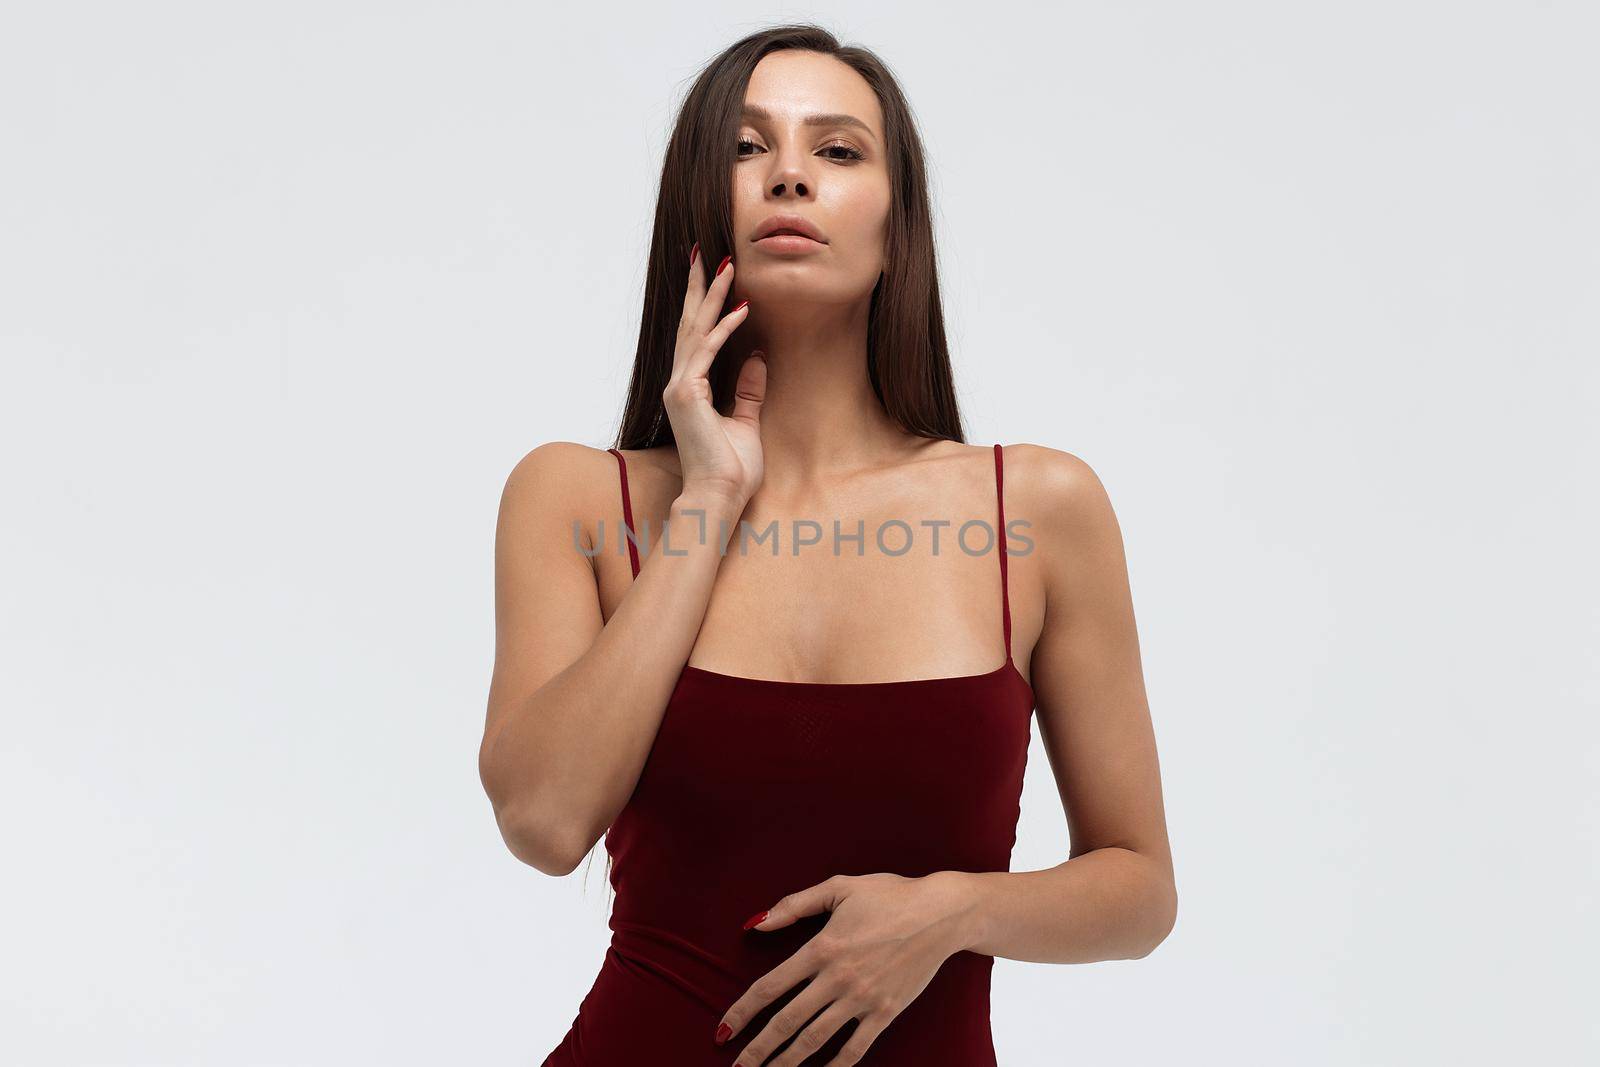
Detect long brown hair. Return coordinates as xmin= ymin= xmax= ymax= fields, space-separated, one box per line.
xmin=611 ymin=22 xmax=967 ymax=449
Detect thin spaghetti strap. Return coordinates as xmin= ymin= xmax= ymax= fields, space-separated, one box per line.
xmin=606 ymin=447 xmax=641 ymax=580
xmin=993 ymin=443 xmax=1013 ymax=665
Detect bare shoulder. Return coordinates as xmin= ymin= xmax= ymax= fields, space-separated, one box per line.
xmin=497 ymin=441 xmax=656 ymax=552
xmin=500 ymin=440 xmax=616 ymax=508
xmin=998 ymin=442 xmax=1120 ymax=541
xmin=895 ymin=439 xmax=1104 ymax=509
xmin=499 ymin=440 xmax=687 ymax=533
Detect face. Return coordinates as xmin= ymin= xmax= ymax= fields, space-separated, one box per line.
xmin=731 ymin=50 xmax=891 ymax=306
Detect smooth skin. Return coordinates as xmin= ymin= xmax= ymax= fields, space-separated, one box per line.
xmin=481 ymin=49 xmax=1176 ymax=1067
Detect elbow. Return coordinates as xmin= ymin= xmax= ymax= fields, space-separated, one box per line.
xmin=479 ymin=735 xmax=596 ymax=876
xmin=494 ymin=802 xmax=597 ymax=877
xmin=481 ymin=761 xmax=595 ymax=876
xmin=1132 ymin=879 xmax=1179 ymax=959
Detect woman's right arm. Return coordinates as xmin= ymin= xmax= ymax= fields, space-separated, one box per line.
xmin=478 ymin=247 xmax=766 ymax=876
xmin=478 ymin=446 xmax=746 ymax=876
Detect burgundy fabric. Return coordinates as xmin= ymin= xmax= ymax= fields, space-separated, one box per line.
xmin=543 ymin=445 xmax=1035 ymax=1065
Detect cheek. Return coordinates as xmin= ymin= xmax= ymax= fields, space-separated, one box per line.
xmin=838 ymin=193 xmax=891 ymax=268
xmin=730 ymin=171 xmax=766 ymax=229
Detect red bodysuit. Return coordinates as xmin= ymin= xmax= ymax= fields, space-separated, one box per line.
xmin=541 ymin=443 xmax=1035 ymax=1065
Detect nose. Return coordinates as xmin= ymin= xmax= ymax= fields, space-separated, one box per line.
xmin=765 ymin=142 xmax=814 ymax=199
xmin=769 ymin=175 xmax=809 ymax=197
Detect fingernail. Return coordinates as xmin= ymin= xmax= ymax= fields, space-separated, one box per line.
xmin=690 ymin=241 xmax=698 ymax=265
xmin=732 ymin=298 xmax=749 ymax=313
xmin=716 ymin=254 xmax=732 ymax=277
xmin=714 ymin=1022 xmax=732 ymax=1044
xmin=741 ymin=909 xmax=768 ymax=930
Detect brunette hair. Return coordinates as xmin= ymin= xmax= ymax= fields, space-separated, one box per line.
xmin=610 ymin=22 xmax=967 ymax=449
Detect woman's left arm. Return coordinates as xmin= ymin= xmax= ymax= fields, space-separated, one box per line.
xmin=715 ymin=448 xmax=1175 ymax=1063
xmin=952 ymin=444 xmax=1176 ymax=963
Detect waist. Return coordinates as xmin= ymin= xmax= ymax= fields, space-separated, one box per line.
xmin=547 ymin=928 xmax=996 ymax=1065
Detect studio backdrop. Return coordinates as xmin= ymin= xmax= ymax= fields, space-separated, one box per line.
xmin=2 ymin=3 xmax=1595 ymax=1064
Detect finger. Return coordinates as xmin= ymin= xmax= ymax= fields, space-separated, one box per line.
xmin=731 ymin=980 xmax=837 ymax=1067
xmin=746 ymin=876 xmax=849 ymax=932
xmin=691 ymin=253 xmax=738 ymax=339
xmin=672 ymin=242 xmax=707 ymax=379
xmin=714 ymin=942 xmax=824 ymax=1048
xmin=823 ymin=1012 xmax=891 ymax=1066
xmin=726 ymin=350 xmax=767 ymax=428
xmin=678 ymin=240 xmax=706 ymax=330
xmin=766 ymin=1000 xmax=860 ymax=1067
xmin=683 ymin=298 xmax=751 ymax=380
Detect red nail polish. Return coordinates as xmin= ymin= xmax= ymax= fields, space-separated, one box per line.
xmin=716 ymin=254 xmax=732 ymax=276
xmin=690 ymin=241 xmax=698 ymax=265
xmin=714 ymin=1022 xmax=732 ymax=1044
xmin=741 ymin=909 xmax=768 ymax=930
xmin=732 ymin=298 xmax=749 ymax=313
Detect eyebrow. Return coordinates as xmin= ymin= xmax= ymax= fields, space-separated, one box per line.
xmin=742 ymin=103 xmax=877 ymax=140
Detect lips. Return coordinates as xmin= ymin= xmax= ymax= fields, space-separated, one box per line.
xmin=752 ymin=214 xmax=828 ymax=244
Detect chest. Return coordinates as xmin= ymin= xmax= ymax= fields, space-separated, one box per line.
xmin=683 ymin=535 xmax=1013 ymax=684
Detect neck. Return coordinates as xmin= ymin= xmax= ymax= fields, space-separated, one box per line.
xmin=732 ymin=296 xmax=920 ymax=494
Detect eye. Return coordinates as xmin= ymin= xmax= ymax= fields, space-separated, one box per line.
xmin=734 ymin=137 xmax=866 ymax=163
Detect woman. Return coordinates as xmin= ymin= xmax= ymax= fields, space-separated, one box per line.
xmin=480 ymin=24 xmax=1176 ymax=1066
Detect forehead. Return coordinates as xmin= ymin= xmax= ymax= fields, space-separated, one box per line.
xmin=743 ymin=50 xmax=884 ymax=139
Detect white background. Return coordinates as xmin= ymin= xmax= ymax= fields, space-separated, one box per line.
xmin=3 ymin=3 xmax=1596 ymax=1064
